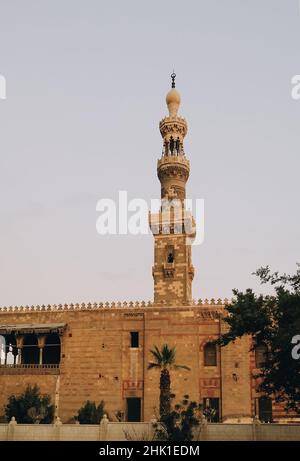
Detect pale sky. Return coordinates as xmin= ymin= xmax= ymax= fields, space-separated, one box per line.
xmin=0 ymin=0 xmax=299 ymax=306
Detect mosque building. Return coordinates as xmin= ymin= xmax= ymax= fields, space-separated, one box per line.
xmin=0 ymin=76 xmax=287 ymax=423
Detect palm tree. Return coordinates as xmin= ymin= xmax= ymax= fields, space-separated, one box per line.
xmin=148 ymin=344 xmax=190 ymax=417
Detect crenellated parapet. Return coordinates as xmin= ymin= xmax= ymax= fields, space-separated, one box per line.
xmin=0 ymin=298 xmax=230 ymax=313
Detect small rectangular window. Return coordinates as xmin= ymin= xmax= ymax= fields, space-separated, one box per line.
xmin=204 ymin=343 xmax=217 ymax=366
xmin=130 ymin=332 xmax=139 ymax=348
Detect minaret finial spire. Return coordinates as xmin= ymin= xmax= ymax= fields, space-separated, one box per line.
xmin=171 ymin=71 xmax=176 ymax=88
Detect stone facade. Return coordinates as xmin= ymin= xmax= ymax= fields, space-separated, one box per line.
xmin=0 ymin=302 xmax=294 ymax=423
xmin=0 ymin=302 xmax=251 ymax=423
xmin=0 ymin=77 xmax=295 ymax=424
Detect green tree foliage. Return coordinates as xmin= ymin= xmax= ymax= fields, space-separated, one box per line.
xmin=154 ymin=394 xmax=202 ymax=441
xmin=148 ymin=344 xmax=190 ymax=417
xmin=5 ymin=384 xmax=55 ymax=423
xmin=76 ymin=400 xmax=105 ymax=424
xmin=218 ymin=265 xmax=300 ymax=413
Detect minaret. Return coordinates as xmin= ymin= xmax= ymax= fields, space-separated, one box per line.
xmin=150 ymin=74 xmax=196 ymax=305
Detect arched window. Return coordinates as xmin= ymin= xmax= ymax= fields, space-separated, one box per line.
xmin=22 ymin=334 xmax=39 ymax=364
xmin=166 ymin=246 xmax=175 ymax=264
xmin=255 ymin=343 xmax=268 ymax=368
xmin=204 ymin=342 xmax=217 ymax=367
xmin=167 ymin=252 xmax=174 ymax=263
xmin=43 ymin=334 xmax=61 ymax=364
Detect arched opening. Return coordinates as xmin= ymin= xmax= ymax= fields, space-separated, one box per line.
xmin=0 ymin=335 xmax=6 ymax=364
xmin=204 ymin=342 xmax=217 ymax=367
xmin=4 ymin=334 xmax=18 ymax=365
xmin=169 ymin=136 xmax=174 ymax=154
xmin=43 ymin=334 xmax=61 ymax=364
xmin=255 ymin=343 xmax=268 ymax=368
xmin=22 ymin=334 xmax=39 ymax=364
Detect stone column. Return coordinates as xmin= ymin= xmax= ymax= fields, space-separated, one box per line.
xmin=37 ymin=335 xmax=46 ymax=365
xmin=16 ymin=336 xmax=24 ymax=365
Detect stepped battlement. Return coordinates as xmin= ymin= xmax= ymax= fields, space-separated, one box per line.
xmin=0 ymin=298 xmax=230 ymax=313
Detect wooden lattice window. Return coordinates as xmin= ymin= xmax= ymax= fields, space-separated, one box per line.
xmin=204 ymin=342 xmax=217 ymax=367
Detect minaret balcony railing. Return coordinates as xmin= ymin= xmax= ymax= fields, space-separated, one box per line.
xmin=149 ymin=210 xmax=196 ymax=237
xmin=157 ymin=155 xmax=190 ymax=169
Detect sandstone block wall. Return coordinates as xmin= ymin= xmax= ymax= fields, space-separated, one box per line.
xmin=0 ymin=304 xmax=291 ymax=422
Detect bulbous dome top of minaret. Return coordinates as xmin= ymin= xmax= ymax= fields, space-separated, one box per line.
xmin=166 ymin=88 xmax=181 ymax=105
xmin=166 ymin=88 xmax=181 ymax=117
xmin=165 ymin=72 xmax=181 ymax=117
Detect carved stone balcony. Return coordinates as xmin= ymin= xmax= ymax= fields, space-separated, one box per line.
xmin=157 ymin=153 xmax=190 ymax=170
xmin=0 ymin=364 xmax=60 ymax=375
xmin=163 ymin=262 xmax=175 ymax=278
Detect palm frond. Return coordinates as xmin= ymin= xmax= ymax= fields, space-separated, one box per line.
xmin=149 ymin=346 xmax=163 ymax=364
xmin=174 ymin=364 xmax=191 ymax=371
xmin=148 ymin=344 xmax=190 ymax=372
xmin=161 ymin=344 xmax=176 ymax=366
xmin=148 ymin=362 xmax=160 ymax=370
